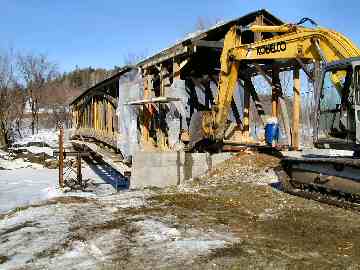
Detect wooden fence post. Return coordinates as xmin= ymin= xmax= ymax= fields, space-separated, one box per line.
xmin=59 ymin=125 xmax=64 ymax=188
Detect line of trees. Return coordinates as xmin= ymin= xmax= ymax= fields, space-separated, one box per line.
xmin=0 ymin=48 xmax=116 ymax=148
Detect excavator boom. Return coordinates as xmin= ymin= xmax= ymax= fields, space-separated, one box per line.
xmin=194 ymin=20 xmax=360 ymax=207
xmin=208 ymin=23 xmax=360 ymax=142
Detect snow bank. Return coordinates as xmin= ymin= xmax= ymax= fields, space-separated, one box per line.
xmin=14 ymin=145 xmax=54 ymax=156
xmin=14 ymin=129 xmax=59 ymax=148
xmin=0 ymin=158 xmax=43 ymax=170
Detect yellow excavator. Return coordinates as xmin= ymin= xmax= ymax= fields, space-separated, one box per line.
xmin=186 ymin=18 xmax=360 ymax=207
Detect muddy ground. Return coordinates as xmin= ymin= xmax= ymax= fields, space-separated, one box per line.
xmin=1 ymin=151 xmax=360 ymax=269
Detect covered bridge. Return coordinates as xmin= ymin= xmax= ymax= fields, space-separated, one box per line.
xmin=70 ymin=9 xmax=287 ymax=158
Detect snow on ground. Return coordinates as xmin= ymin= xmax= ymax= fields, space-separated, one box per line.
xmin=0 ymin=197 xmax=235 ymax=270
xmin=283 ymin=148 xmax=354 ymax=158
xmin=10 ymin=129 xmax=76 ymax=157
xmin=0 ymin=158 xmax=44 ymax=170
xmin=19 ymin=146 xmax=54 ymax=156
xmin=0 ymin=129 xmax=239 ymax=269
xmin=0 ymin=168 xmax=60 ymax=213
xmin=0 ymin=164 xmax=121 ymax=214
xmin=0 ymin=128 xmax=126 ymax=214
xmin=14 ymin=129 xmax=59 ymax=148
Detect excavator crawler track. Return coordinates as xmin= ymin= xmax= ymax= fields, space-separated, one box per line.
xmin=275 ymin=166 xmax=360 ymax=212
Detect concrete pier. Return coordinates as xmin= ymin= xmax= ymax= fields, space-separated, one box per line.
xmin=131 ymin=151 xmax=231 ymax=188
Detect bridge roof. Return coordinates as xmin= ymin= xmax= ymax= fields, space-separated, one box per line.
xmin=69 ymin=65 xmax=135 ymax=106
xmin=137 ymin=9 xmax=284 ymax=69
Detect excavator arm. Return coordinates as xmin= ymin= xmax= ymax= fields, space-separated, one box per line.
xmin=203 ymin=23 xmax=360 ymax=142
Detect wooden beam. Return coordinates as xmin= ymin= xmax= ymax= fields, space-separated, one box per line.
xmin=271 ymin=66 xmax=280 ymax=117
xmin=193 ymin=40 xmax=224 ymax=49
xmin=292 ymin=68 xmax=301 ymax=150
xmin=158 ymin=65 xmax=167 ymax=150
xmin=254 ymin=14 xmax=264 ymax=42
xmin=173 ymin=59 xmax=181 ymax=80
xmin=142 ymin=74 xmax=151 ymax=144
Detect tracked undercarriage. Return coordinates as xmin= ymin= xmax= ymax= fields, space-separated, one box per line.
xmin=276 ymin=155 xmax=360 ymax=211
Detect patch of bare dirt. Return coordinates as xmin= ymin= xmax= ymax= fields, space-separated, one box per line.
xmin=1 ymin=196 xmax=98 ymax=221
xmin=127 ymin=151 xmax=360 ymax=269
xmin=2 ymin=151 xmax=360 ymax=269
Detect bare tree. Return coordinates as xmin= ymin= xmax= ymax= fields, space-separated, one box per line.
xmin=41 ymin=79 xmax=79 ymax=128
xmin=17 ymin=53 xmax=58 ymax=134
xmin=0 ymin=51 xmax=14 ymax=146
xmin=11 ymin=86 xmax=27 ymax=137
xmin=0 ymin=49 xmax=23 ymax=147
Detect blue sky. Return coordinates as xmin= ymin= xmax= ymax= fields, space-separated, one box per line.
xmin=1 ymin=0 xmax=359 ymax=72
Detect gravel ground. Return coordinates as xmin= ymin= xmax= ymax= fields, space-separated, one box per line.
xmin=1 ymin=150 xmax=360 ymax=269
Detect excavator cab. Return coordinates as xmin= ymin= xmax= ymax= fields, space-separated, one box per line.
xmin=315 ymin=58 xmax=360 ymax=152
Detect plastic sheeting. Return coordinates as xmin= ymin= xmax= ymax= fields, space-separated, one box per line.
xmin=168 ymin=80 xmax=189 ymax=127
xmin=166 ymin=78 xmax=246 ymax=145
xmin=166 ymin=113 xmax=181 ymax=149
xmin=117 ymin=69 xmax=143 ymax=159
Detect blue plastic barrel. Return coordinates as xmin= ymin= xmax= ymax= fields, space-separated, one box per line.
xmin=265 ymin=123 xmax=279 ymax=145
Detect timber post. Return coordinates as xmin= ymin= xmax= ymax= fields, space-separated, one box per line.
xmin=158 ymin=64 xmax=168 ymax=150
xmin=58 ymin=124 xmax=64 ymax=188
xmin=76 ymin=153 xmax=82 ymax=186
xmin=292 ymin=68 xmax=301 ymax=150
xmin=142 ymin=72 xmax=151 ymax=144
xmin=271 ymin=66 xmax=280 ymax=118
